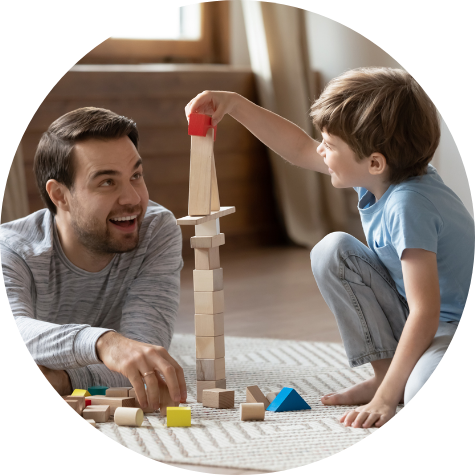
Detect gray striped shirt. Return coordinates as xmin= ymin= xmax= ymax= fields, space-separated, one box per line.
xmin=0 ymin=201 xmax=183 ymax=390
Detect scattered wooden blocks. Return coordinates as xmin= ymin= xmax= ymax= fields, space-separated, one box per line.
xmin=191 ymin=233 xmax=225 ymax=249
xmin=71 ymin=389 xmax=90 ymax=397
xmin=246 ymin=385 xmax=270 ymax=409
xmin=86 ymin=396 xmax=135 ymax=414
xmin=114 ymin=407 xmax=144 ymax=427
xmin=193 ymin=269 xmax=224 ymax=292
xmin=194 ymin=290 xmax=224 ymax=314
xmin=195 ymin=313 xmax=224 ymax=337
xmin=266 ymin=387 xmax=311 ymax=412
xmin=194 ymin=247 xmax=220 ymax=270
xmin=196 ymin=357 xmax=225 ymax=381
xmin=63 ymin=396 xmax=86 ymax=414
xmin=87 ymin=386 xmax=108 ymax=396
xmin=266 ymin=391 xmax=280 ymax=403
xmin=106 ymin=387 xmax=133 ymax=397
xmin=167 ymin=407 xmax=191 ymax=427
xmin=85 ymin=419 xmax=97 ymax=427
xmin=83 ymin=405 xmax=110 ymax=423
xmin=196 ymin=335 xmax=225 ymax=359
xmin=202 ymin=388 xmax=234 ymax=409
xmin=196 ymin=379 xmax=226 ymax=403
xmin=241 ymin=403 xmax=265 ymax=421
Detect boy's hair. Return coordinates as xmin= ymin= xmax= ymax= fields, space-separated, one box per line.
xmin=34 ymin=107 xmax=139 ymax=214
xmin=310 ymin=67 xmax=440 ymax=184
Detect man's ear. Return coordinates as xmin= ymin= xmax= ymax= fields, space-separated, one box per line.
xmin=368 ymin=152 xmax=387 ymax=177
xmin=46 ymin=179 xmax=70 ymax=212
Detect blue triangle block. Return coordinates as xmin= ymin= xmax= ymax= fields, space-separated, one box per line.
xmin=266 ymin=387 xmax=311 ymax=412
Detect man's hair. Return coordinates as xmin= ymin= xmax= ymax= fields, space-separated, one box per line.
xmin=34 ymin=107 xmax=139 ymax=214
xmin=310 ymin=67 xmax=440 ymax=184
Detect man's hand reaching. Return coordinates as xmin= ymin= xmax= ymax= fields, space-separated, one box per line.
xmin=96 ymin=331 xmax=187 ymax=411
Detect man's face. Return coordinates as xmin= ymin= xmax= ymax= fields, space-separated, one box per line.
xmin=66 ymin=136 xmax=149 ymax=255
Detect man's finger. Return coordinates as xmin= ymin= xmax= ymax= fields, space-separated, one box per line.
xmin=128 ymin=372 xmax=148 ymax=410
xmin=142 ymin=370 xmax=161 ymax=411
xmin=153 ymin=357 xmax=181 ymax=402
xmin=162 ymin=354 xmax=187 ymax=402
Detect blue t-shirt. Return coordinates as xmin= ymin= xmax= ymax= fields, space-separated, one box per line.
xmin=354 ymin=164 xmax=474 ymax=322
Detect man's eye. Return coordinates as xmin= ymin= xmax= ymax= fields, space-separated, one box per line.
xmin=132 ymin=172 xmax=143 ymax=180
xmin=100 ymin=179 xmax=113 ymax=187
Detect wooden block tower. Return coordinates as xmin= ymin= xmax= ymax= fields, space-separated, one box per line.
xmin=177 ymin=113 xmax=235 ymax=403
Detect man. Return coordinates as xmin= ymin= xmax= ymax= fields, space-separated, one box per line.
xmin=1 ymin=107 xmax=187 ymax=410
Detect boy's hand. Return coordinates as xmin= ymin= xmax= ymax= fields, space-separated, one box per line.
xmin=340 ymin=396 xmax=398 ymax=428
xmin=185 ymin=91 xmax=239 ymax=126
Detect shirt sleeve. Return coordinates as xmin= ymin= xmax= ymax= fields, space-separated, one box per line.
xmin=385 ymin=190 xmax=444 ymax=259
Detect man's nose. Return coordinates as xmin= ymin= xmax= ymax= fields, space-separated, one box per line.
xmin=118 ymin=182 xmax=141 ymax=206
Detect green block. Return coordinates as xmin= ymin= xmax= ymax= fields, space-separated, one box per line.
xmin=88 ymin=385 xmax=109 ymax=396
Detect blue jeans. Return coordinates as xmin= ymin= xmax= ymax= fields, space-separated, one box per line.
xmin=310 ymin=232 xmax=458 ymax=404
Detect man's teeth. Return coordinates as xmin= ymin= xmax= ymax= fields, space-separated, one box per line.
xmin=110 ymin=215 xmax=137 ymax=222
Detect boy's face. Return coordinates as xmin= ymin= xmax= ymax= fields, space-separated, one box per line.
xmin=317 ymin=131 xmax=371 ymax=189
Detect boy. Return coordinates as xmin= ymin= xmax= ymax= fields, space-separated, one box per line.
xmin=185 ymin=67 xmax=474 ymax=428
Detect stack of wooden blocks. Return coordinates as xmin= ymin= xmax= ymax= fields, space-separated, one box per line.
xmin=177 ymin=113 xmax=235 ymax=405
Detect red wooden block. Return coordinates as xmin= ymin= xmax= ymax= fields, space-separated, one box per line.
xmin=188 ymin=113 xmax=217 ymax=141
xmin=85 ymin=399 xmax=92 ymax=407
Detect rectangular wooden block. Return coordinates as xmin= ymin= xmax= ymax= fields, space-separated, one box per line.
xmin=202 ymin=388 xmax=234 ymax=409
xmin=193 ymin=269 xmax=224 ymax=292
xmin=195 ymin=247 xmax=220 ymax=270
xmin=177 ymin=206 xmax=235 ymax=226
xmin=194 ymin=290 xmax=224 ymax=315
xmin=65 ymin=399 xmax=81 ymax=414
xmin=167 ymin=407 xmax=191 ymax=427
xmin=246 ymin=385 xmax=270 ymax=409
xmin=195 ymin=218 xmax=220 ymax=236
xmin=240 ymin=403 xmax=265 ymax=421
xmin=196 ymin=357 xmax=225 ymax=381
xmin=196 ymin=379 xmax=226 ymax=403
xmin=106 ymin=387 xmax=132 ymax=397
xmin=195 ymin=313 xmax=224 ymax=336
xmin=63 ymin=396 xmax=86 ymax=415
xmin=85 ymin=419 xmax=97 ymax=427
xmin=86 ymin=396 xmax=135 ymax=414
xmin=190 ymin=233 xmax=225 ymax=249
xmin=82 ymin=405 xmax=110 ymax=423
xmin=196 ymin=335 xmax=225 ymax=359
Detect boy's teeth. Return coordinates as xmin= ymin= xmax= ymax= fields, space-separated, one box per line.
xmin=111 ymin=215 xmax=137 ymax=222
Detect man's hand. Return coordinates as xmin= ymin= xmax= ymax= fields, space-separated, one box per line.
xmin=96 ymin=331 xmax=187 ymax=411
xmin=340 ymin=396 xmax=398 ymax=429
xmin=38 ymin=365 xmax=72 ymax=396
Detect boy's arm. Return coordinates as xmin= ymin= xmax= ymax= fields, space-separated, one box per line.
xmin=348 ymin=248 xmax=440 ymax=428
xmin=186 ymin=91 xmax=330 ymax=175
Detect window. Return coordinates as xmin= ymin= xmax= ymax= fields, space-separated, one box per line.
xmin=78 ymin=2 xmax=229 ymax=64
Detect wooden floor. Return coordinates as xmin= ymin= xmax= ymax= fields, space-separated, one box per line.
xmin=170 ymin=244 xmax=341 ymax=474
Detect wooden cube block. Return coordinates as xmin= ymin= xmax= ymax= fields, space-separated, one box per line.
xmin=196 ymin=335 xmax=225 ymax=359
xmin=106 ymin=387 xmax=132 ymax=397
xmin=85 ymin=419 xmax=97 ymax=427
xmin=196 ymin=379 xmax=226 ymax=403
xmin=194 ymin=290 xmax=224 ymax=315
xmin=195 ymin=219 xmax=220 ymax=236
xmin=193 ymin=269 xmax=224 ymax=292
xmin=86 ymin=396 xmax=135 ymax=415
xmin=71 ymin=389 xmax=90 ymax=397
xmin=246 ymin=385 xmax=270 ymax=409
xmin=63 ymin=396 xmax=86 ymax=414
xmin=195 ymin=313 xmax=224 ymax=336
xmin=240 ymin=403 xmax=265 ymax=421
xmin=196 ymin=357 xmax=225 ymax=381
xmin=114 ymin=407 xmax=144 ymax=427
xmin=202 ymin=389 xmax=234 ymax=409
xmin=65 ymin=399 xmax=81 ymax=414
xmin=195 ymin=247 xmax=220 ymax=270
xmin=167 ymin=407 xmax=191 ymax=427
xmin=190 ymin=233 xmax=225 ymax=249
xmin=83 ymin=405 xmax=110 ymax=423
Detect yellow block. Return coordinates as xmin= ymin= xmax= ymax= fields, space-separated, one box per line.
xmin=71 ymin=389 xmax=91 ymax=397
xmin=167 ymin=407 xmax=191 ymax=427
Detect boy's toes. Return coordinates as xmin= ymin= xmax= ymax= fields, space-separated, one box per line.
xmin=321 ymin=393 xmax=339 ymax=405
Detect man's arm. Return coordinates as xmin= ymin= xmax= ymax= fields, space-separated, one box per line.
xmin=344 ymin=248 xmax=440 ymax=428
xmin=186 ymin=91 xmax=330 ymax=174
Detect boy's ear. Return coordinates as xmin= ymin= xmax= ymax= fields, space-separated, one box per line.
xmin=46 ymin=179 xmax=71 ymax=212
xmin=368 ymin=152 xmax=387 ymax=176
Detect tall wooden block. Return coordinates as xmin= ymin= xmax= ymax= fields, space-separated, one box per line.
xmin=246 ymin=385 xmax=270 ymax=409
xmin=202 ymin=389 xmax=234 ymax=409
xmin=196 ymin=379 xmax=226 ymax=403
xmin=195 ymin=218 xmax=220 ymax=236
xmin=196 ymin=357 xmax=225 ymax=381
xmin=195 ymin=247 xmax=220 ymax=270
xmin=193 ymin=269 xmax=224 ymax=292
xmin=82 ymin=405 xmax=110 ymax=423
xmin=195 ymin=313 xmax=224 ymax=336
xmin=194 ymin=290 xmax=224 ymax=314
xmin=188 ymin=128 xmax=214 ymax=216
xmin=191 ymin=233 xmax=225 ymax=249
xmin=196 ymin=335 xmax=225 ymax=359
xmin=106 ymin=387 xmax=132 ymax=397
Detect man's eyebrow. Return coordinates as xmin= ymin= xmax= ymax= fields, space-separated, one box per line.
xmin=89 ymin=158 xmax=143 ymax=181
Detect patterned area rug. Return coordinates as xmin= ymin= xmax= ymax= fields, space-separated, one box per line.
xmin=97 ymin=334 xmax=383 ymax=472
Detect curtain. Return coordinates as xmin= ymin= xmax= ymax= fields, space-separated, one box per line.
xmin=1 ymin=144 xmax=30 ymax=224
xmin=241 ymin=1 xmax=364 ymax=248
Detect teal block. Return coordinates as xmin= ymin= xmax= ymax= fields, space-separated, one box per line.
xmin=88 ymin=385 xmax=109 ymax=396
xmin=266 ymin=387 xmax=311 ymax=412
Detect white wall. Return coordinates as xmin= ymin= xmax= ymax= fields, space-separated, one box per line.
xmin=229 ymin=3 xmax=472 ymax=215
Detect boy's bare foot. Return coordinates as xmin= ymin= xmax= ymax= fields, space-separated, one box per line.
xmin=321 ymin=377 xmax=380 ymax=406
